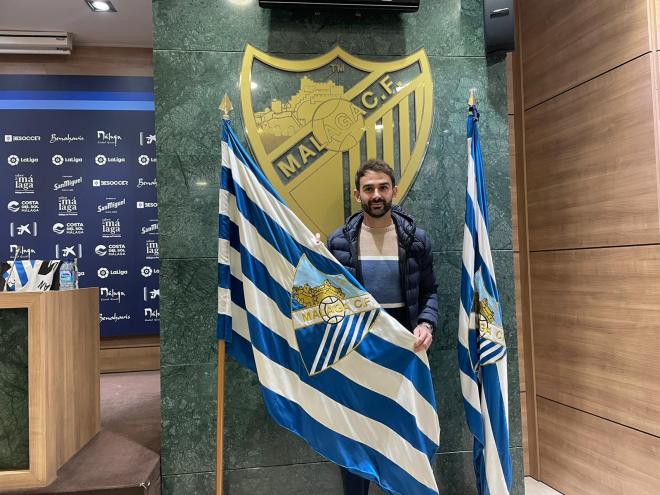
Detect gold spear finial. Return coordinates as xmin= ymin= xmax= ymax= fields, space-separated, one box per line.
xmin=219 ymin=93 xmax=233 ymax=119
xmin=468 ymin=88 xmax=477 ymax=107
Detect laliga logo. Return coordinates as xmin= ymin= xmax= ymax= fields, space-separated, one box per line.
xmin=95 ymin=154 xmax=107 ymax=166
xmin=138 ymin=155 xmax=151 ymax=166
xmin=52 ymin=154 xmax=64 ymax=166
xmin=97 ymin=267 xmax=110 ymax=279
xmin=141 ymin=266 xmax=153 ymax=277
xmin=8 ymin=155 xmax=19 ymax=166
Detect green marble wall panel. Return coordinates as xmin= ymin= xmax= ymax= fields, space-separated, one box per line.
xmin=154 ymin=0 xmax=484 ymax=57
xmin=0 ymin=308 xmax=29 ymax=471
xmin=154 ymin=49 xmax=511 ymax=251
xmin=157 ymin=155 xmax=220 ymax=260
xmin=161 ymin=363 xmax=217 ymax=475
xmin=160 ymin=258 xmax=218 ymax=365
xmin=162 ymin=472 xmax=215 ymax=495
xmin=223 ymin=359 xmax=323 ymax=469
xmin=155 ymin=0 xmax=521 ymax=493
xmin=433 ymin=250 xmax=517 ymax=348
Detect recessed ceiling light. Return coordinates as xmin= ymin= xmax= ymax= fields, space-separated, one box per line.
xmin=85 ymin=0 xmax=117 ymax=12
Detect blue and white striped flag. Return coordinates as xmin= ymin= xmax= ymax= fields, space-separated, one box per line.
xmin=218 ymin=119 xmax=440 ymax=495
xmin=458 ymin=109 xmax=512 ymax=494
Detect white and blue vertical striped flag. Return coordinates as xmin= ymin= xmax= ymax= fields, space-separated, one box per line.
xmin=218 ymin=119 xmax=440 ymax=495
xmin=458 ymin=108 xmax=512 ymax=494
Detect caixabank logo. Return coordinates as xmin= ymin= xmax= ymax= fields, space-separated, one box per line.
xmin=143 ymin=287 xmax=159 ymax=301
xmin=9 ymin=222 xmax=38 ymax=237
xmin=240 ymin=45 xmax=433 ymax=237
xmin=55 ymin=243 xmax=83 ymax=259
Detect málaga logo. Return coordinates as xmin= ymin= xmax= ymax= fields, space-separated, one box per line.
xmin=291 ymin=255 xmax=380 ymax=376
xmin=240 ymin=45 xmax=434 ymax=236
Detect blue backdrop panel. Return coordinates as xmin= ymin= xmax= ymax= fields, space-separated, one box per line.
xmin=0 ymin=75 xmax=159 ymax=337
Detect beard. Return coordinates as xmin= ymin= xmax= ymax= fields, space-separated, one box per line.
xmin=362 ymin=198 xmax=392 ymax=218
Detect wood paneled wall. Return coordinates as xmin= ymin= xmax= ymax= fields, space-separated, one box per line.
xmin=511 ymin=0 xmax=660 ymax=491
xmin=0 ymin=47 xmax=153 ymax=75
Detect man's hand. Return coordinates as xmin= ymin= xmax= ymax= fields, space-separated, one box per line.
xmin=413 ymin=323 xmax=433 ymax=352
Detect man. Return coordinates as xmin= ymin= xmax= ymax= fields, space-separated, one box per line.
xmin=327 ymin=158 xmax=439 ymax=495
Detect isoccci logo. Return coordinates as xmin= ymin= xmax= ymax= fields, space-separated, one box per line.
xmin=93 ymin=179 xmax=129 ymax=187
xmin=4 ymin=134 xmax=41 ymax=142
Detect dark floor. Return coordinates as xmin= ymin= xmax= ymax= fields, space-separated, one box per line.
xmin=1 ymin=371 xmax=161 ymax=495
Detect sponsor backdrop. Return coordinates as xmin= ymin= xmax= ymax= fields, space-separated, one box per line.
xmin=0 ymin=75 xmax=159 ymax=337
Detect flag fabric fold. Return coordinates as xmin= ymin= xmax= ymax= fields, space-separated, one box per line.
xmin=458 ymin=109 xmax=512 ymax=494
xmin=218 ymin=119 xmax=440 ymax=495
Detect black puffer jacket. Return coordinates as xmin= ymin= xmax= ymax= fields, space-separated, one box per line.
xmin=327 ymin=206 xmax=439 ymax=331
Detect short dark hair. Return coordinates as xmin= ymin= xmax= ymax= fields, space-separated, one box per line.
xmin=354 ymin=159 xmax=396 ymax=190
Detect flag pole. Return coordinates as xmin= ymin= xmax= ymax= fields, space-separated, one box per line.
xmin=216 ymin=93 xmax=233 ymax=495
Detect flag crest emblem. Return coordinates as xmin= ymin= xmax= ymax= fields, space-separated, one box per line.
xmin=240 ymin=44 xmax=434 ymax=237
xmin=292 ymin=255 xmax=380 ymax=376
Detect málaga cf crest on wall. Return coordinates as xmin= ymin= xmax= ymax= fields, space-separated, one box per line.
xmin=240 ymin=44 xmax=434 ymax=237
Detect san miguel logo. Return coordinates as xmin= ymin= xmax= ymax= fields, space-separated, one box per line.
xmin=240 ymin=45 xmax=434 ymax=236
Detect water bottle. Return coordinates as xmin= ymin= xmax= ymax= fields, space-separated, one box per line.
xmin=73 ymin=257 xmax=79 ymax=289
xmin=59 ymin=258 xmax=75 ymax=290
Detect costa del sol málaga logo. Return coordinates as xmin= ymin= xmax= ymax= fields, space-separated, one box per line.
xmin=291 ymin=255 xmax=380 ymax=376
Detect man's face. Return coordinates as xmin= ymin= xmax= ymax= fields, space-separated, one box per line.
xmin=354 ymin=170 xmax=398 ymax=218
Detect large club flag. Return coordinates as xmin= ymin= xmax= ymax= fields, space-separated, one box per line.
xmin=217 ymin=119 xmax=440 ymax=495
xmin=458 ymin=109 xmax=512 ymax=494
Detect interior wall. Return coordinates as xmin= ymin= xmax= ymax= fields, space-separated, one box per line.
xmin=152 ymin=1 xmax=523 ymax=494
xmin=0 ymin=46 xmax=159 ymax=374
xmin=512 ymin=0 xmax=660 ymax=492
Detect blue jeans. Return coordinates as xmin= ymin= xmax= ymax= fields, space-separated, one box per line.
xmin=341 ymin=467 xmax=369 ymax=495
